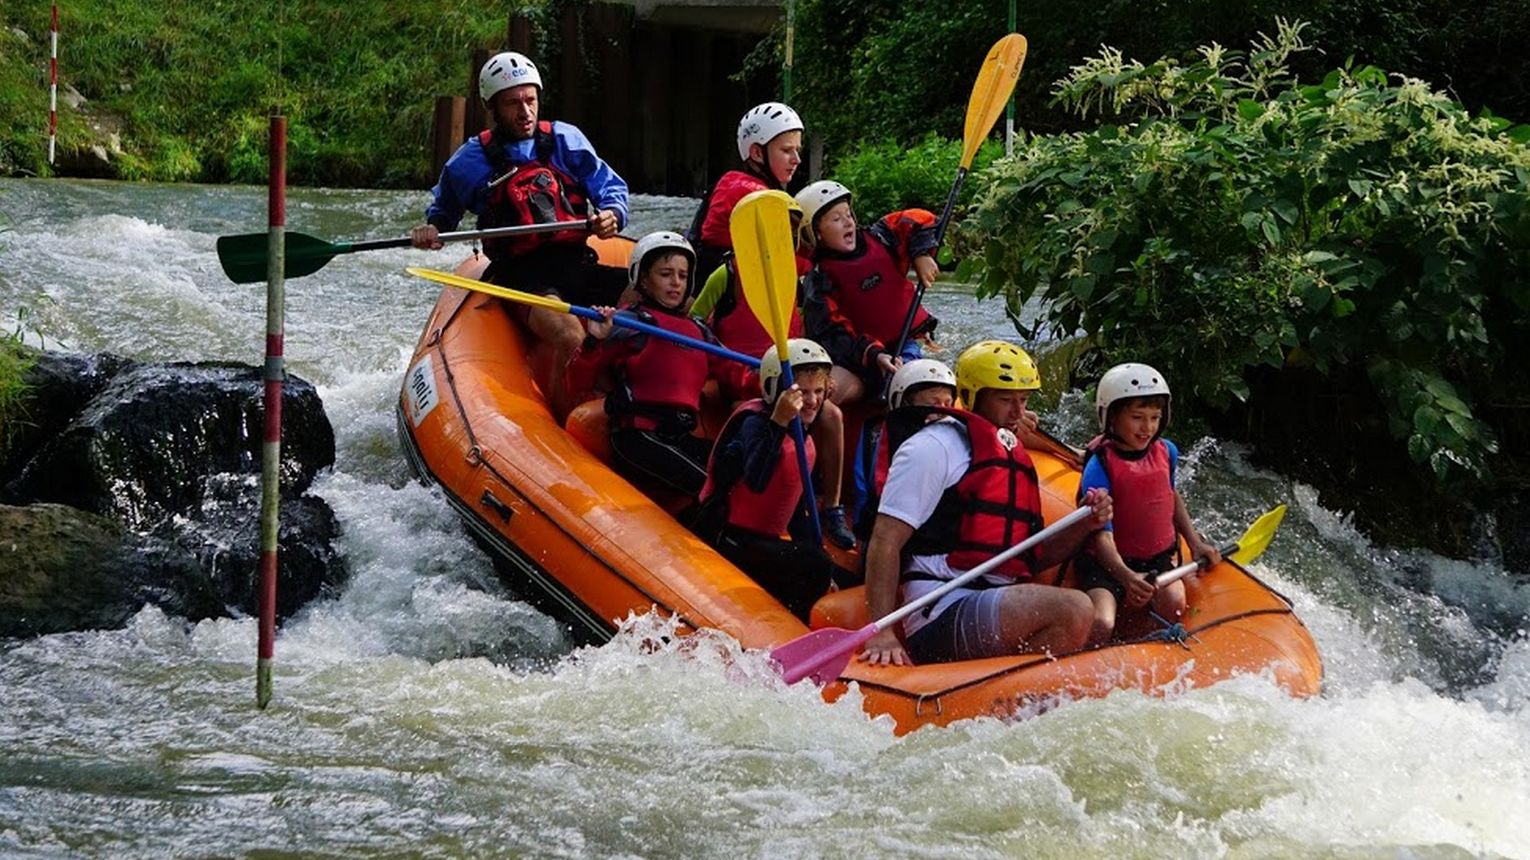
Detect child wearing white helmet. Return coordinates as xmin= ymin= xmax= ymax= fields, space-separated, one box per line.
xmin=411 ymin=50 xmax=630 ymax=419
xmin=851 ymin=358 xmax=958 ymax=538
xmin=795 ymin=179 xmax=942 ymax=406
xmin=687 ymin=102 xmax=806 ymax=283
xmin=1074 ymin=363 xmax=1221 ymax=646
xmin=695 ymin=339 xmax=856 ymax=620
xmin=566 ymin=232 xmax=754 ymax=498
xmin=689 ymin=189 xmax=857 ymax=550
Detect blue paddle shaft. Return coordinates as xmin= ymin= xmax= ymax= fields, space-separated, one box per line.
xmin=777 ymin=361 xmax=824 ymax=544
xmin=568 ymin=305 xmax=761 ymax=368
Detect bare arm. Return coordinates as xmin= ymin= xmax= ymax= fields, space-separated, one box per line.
xmin=859 ymin=514 xmax=915 ymax=666
xmin=1032 ymin=487 xmax=1113 ymax=571
xmin=1173 ymin=491 xmax=1221 ymax=568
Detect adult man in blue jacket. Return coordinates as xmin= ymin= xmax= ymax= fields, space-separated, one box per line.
xmin=412 ymin=51 xmax=628 ymax=416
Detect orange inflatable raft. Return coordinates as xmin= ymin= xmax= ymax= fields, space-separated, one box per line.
xmin=396 ymin=241 xmax=1323 ymax=734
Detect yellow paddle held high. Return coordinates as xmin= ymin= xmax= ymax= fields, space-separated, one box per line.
xmin=729 ymin=189 xmax=822 ymax=544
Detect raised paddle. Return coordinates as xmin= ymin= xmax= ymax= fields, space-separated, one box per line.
xmin=1152 ymin=504 xmax=1288 ymax=588
xmin=773 ymin=504 xmax=1095 ymax=686
xmin=217 ymin=221 xmax=590 ymax=284
xmin=730 ymin=190 xmax=823 ymax=544
xmin=407 ymin=267 xmax=761 ymax=367
xmin=889 ymin=33 xmax=1029 ymax=360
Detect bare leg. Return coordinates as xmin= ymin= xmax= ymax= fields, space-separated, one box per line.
xmin=829 ymin=366 xmax=863 ymax=406
xmin=525 ymin=306 xmax=585 ymax=420
xmin=1152 ymin=580 xmax=1187 ymax=621
xmin=1084 ymin=587 xmax=1118 ymax=648
xmin=811 ymin=399 xmax=845 ymax=506
xmin=995 ymin=584 xmax=1093 ymax=655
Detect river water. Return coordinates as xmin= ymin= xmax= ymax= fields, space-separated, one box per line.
xmin=1 ymin=178 xmax=1527 ymax=858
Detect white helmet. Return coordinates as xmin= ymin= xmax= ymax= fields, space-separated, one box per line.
xmin=794 ymin=180 xmax=852 ymax=232
xmin=737 ymin=102 xmax=804 ymax=161
xmin=479 ymin=52 xmax=542 ymax=104
xmin=628 ymin=231 xmax=696 ymax=290
xmin=888 ymin=359 xmax=957 ymax=409
xmin=1096 ymin=362 xmax=1172 ymax=431
xmin=759 ymin=339 xmax=832 ymax=403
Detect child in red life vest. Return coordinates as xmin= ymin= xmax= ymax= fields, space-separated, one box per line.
xmin=566 ymin=231 xmax=754 ymax=498
xmin=795 ymin=180 xmax=941 ymax=406
xmin=695 ymin=339 xmax=857 ymax=620
xmin=1075 ymin=363 xmax=1221 ymax=646
xmin=689 ymin=189 xmax=857 ymax=550
xmin=687 ymin=103 xmax=805 ymax=286
xmin=852 ymin=358 xmax=958 ymax=540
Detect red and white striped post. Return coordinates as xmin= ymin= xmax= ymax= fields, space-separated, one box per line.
xmin=48 ymin=4 xmax=58 ymax=165
xmin=256 ymin=114 xmax=286 ymax=709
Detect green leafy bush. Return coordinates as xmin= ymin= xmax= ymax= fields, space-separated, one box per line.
xmin=827 ymin=133 xmax=1003 ymax=227
xmin=957 ymin=20 xmax=1530 ymax=482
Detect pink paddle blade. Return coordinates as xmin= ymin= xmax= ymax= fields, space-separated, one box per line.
xmin=770 ymin=624 xmax=875 ymax=685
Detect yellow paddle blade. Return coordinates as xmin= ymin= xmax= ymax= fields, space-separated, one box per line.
xmin=961 ymin=33 xmax=1028 ymax=169
xmin=1229 ymin=504 xmax=1287 ymax=566
xmin=729 ymin=190 xmax=799 ymax=352
xmin=407 ymin=266 xmax=574 ymax=314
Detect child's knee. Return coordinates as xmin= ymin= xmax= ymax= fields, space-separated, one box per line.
xmin=1154 ymin=581 xmax=1186 ymax=618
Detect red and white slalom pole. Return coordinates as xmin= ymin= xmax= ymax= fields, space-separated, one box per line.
xmin=256 ymin=115 xmax=286 ymax=710
xmin=48 ymin=4 xmax=58 ymax=165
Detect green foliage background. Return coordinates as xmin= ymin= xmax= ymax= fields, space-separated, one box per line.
xmin=955 ymin=22 xmax=1530 ymax=485
xmin=787 ymin=0 xmax=1529 ymax=162
xmin=0 ymin=1 xmax=521 ymax=184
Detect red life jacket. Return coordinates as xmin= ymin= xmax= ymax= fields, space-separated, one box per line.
xmin=1085 ymin=437 xmax=1177 ymax=560
xmin=476 ymin=121 xmax=589 ymax=259
xmin=896 ymin=407 xmax=1045 ymax=579
xmin=695 ymin=168 xmax=772 ymax=250
xmin=710 ymin=257 xmax=806 ymax=360
xmin=698 ymin=400 xmax=815 ymax=538
xmin=814 ymin=231 xmax=932 ymax=347
xmin=608 ymin=304 xmax=712 ymax=430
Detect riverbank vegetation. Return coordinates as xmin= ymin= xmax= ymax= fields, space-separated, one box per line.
xmin=0 ymin=1 xmax=521 ymax=183
xmin=951 ymin=22 xmax=1530 ymax=551
xmin=788 ymin=0 xmax=1527 ymax=162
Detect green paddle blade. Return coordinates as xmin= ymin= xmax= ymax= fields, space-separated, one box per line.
xmin=1229 ymin=504 xmax=1287 ymax=566
xmin=216 ymin=231 xmax=351 ymax=284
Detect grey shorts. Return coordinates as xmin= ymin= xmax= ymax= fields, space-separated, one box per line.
xmin=904 ymin=586 xmax=1009 ymax=663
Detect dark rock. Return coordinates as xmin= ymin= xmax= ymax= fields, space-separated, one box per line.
xmin=158 ymin=475 xmax=346 ymax=619
xmin=1 ymin=354 xmax=347 ymax=636
xmin=0 ymin=503 xmax=223 ymax=637
xmin=6 ymin=361 xmax=334 ymax=529
xmin=0 ymin=350 xmax=134 ymax=489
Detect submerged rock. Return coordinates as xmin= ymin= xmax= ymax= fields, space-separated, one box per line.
xmin=0 ymin=503 xmax=221 ymax=637
xmin=0 ymin=352 xmax=346 ymax=636
xmin=6 ymin=360 xmax=333 ymax=527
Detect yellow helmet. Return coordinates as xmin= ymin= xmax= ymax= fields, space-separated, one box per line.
xmin=955 ymin=340 xmax=1041 ymax=407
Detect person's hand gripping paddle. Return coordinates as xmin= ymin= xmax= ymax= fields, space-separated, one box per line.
xmin=730 ymin=190 xmax=823 ymax=545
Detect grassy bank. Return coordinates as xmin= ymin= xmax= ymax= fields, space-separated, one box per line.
xmin=1 ymin=1 xmax=526 ymax=185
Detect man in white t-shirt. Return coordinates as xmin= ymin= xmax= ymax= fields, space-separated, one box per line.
xmin=859 ymin=340 xmax=1110 ymax=666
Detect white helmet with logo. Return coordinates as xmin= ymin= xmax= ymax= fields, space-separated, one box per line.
xmin=794 ymin=180 xmax=852 ymax=232
xmin=737 ymin=102 xmax=804 ymax=161
xmin=1095 ymin=362 xmax=1172 ymax=431
xmin=479 ymin=52 xmax=542 ymax=104
xmin=628 ymin=231 xmax=696 ymax=290
xmin=888 ymin=359 xmax=957 ymax=409
xmin=759 ymin=339 xmax=832 ymax=403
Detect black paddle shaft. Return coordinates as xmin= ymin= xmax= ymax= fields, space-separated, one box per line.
xmin=889 ymin=167 xmax=967 ymax=361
